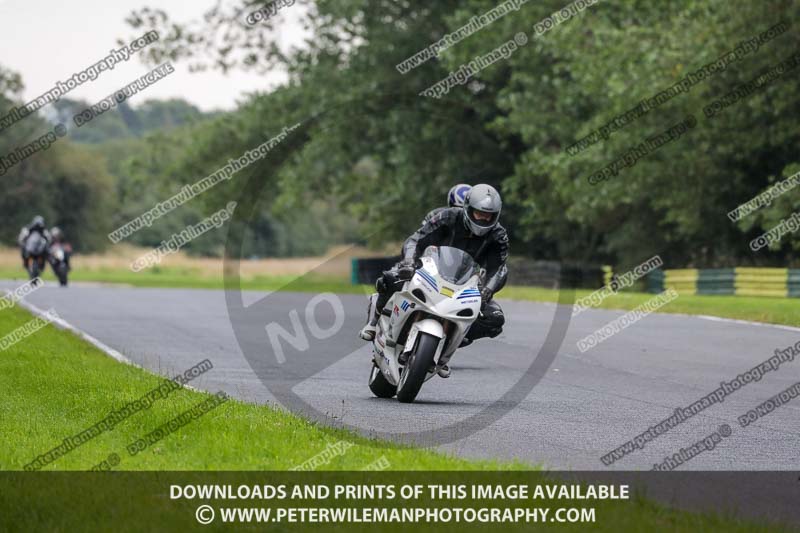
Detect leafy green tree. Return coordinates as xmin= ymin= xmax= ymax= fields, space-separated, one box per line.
xmin=100 ymin=0 xmax=800 ymax=267
xmin=0 ymin=66 xmax=116 ymax=252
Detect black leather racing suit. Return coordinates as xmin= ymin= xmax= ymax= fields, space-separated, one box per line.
xmin=17 ymin=226 xmax=51 ymax=268
xmin=421 ymin=206 xmax=447 ymax=226
xmin=376 ymin=207 xmax=509 ymax=341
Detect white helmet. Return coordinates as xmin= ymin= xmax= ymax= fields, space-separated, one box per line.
xmin=462 ymin=184 xmax=501 ymax=236
xmin=447 ymin=184 xmax=472 ymax=208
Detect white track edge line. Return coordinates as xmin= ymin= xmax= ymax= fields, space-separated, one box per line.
xmin=522 ymin=299 xmax=800 ymax=334
xmin=693 ymin=313 xmax=800 ymax=333
xmin=7 ymin=290 xmax=203 ymax=392
xmin=14 ymin=294 xmax=134 ymax=365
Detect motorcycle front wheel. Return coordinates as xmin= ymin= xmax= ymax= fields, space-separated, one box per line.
xmin=396 ymin=332 xmax=439 ymax=403
xmin=56 ymin=264 xmax=68 ymax=286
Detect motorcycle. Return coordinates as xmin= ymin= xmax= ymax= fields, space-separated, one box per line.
xmin=23 ymin=232 xmax=49 ymax=282
xmin=367 ymin=245 xmax=483 ymax=403
xmin=48 ymin=242 xmax=69 ymax=286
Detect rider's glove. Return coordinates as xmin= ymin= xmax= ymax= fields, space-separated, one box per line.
xmin=397 ymin=259 xmax=416 ymax=281
xmin=480 ymin=285 xmax=493 ymax=303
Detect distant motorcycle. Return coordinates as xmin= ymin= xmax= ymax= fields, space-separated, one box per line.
xmin=23 ymin=232 xmax=49 ymax=282
xmin=366 ymin=245 xmax=483 ymax=403
xmin=48 ymin=242 xmax=69 ymax=286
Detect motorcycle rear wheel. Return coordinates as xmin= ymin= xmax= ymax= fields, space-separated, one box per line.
xmin=29 ymin=261 xmax=40 ymax=280
xmin=368 ymin=363 xmax=396 ymax=398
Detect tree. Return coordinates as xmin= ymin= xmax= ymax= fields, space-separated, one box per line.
xmin=0 ymin=65 xmax=117 ymax=252
xmin=45 ymin=0 xmax=800 ymax=265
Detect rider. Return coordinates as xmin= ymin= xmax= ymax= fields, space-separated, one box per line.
xmin=360 ymin=184 xmax=508 ymax=366
xmin=49 ymin=226 xmax=72 ymax=269
xmin=17 ymin=216 xmax=51 ymax=268
xmin=421 ymin=184 xmax=472 ymax=224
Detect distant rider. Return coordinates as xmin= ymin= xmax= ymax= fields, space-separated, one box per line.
xmin=360 ymin=184 xmax=509 ymax=374
xmin=17 ymin=216 xmax=51 ymax=268
xmin=49 ymin=226 xmax=72 ymax=270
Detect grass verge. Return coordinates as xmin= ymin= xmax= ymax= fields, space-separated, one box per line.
xmin=499 ymin=286 xmax=800 ymax=328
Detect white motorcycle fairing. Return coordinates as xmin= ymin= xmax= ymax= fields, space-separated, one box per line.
xmin=370 ymin=251 xmax=482 ymax=389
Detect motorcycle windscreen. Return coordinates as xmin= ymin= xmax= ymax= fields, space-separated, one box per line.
xmin=421 ymin=245 xmax=479 ymax=285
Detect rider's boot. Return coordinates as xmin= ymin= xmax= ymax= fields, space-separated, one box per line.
xmin=358 ymin=294 xmax=379 ymax=341
xmin=437 ymin=365 xmax=451 ymax=378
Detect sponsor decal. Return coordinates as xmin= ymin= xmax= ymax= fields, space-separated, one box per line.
xmin=458 ymin=288 xmax=481 ymax=300
xmin=439 ymin=286 xmax=454 ymax=298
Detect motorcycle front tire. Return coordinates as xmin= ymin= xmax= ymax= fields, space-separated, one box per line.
xmin=396 ymin=332 xmax=439 ymax=403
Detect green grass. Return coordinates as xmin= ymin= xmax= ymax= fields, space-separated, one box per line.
xmin=0 ymin=265 xmax=365 ymax=293
xmin=499 ymin=286 xmax=800 ymax=328
xmin=0 ymin=303 xmax=792 ymax=532
xmin=0 ymin=302 xmax=492 ymax=471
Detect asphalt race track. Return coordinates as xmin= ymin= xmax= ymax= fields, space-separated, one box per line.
xmin=4 ymin=280 xmax=799 ymax=471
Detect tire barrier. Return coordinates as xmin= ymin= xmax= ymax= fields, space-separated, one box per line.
xmin=647 ymin=267 xmax=800 ymax=297
xmin=351 ymin=256 xmax=401 ymax=285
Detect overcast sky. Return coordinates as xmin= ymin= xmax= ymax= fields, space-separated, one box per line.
xmin=0 ymin=0 xmax=308 ymax=111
